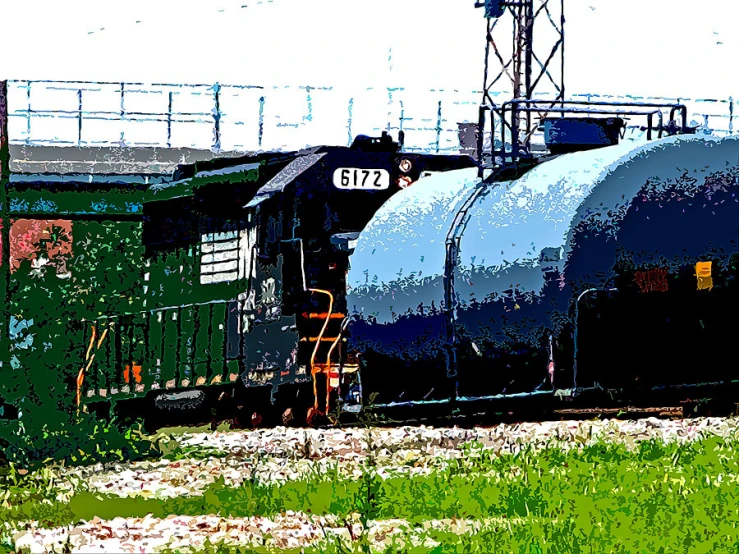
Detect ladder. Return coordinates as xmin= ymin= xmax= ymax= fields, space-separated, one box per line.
xmin=303 ymin=288 xmax=348 ymax=424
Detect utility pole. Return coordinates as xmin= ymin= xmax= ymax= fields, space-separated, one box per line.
xmin=0 ymin=81 xmax=11 ymax=373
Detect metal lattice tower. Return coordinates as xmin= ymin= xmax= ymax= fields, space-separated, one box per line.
xmin=475 ymin=0 xmax=565 ymax=169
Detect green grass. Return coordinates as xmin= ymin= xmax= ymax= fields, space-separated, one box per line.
xmin=157 ymin=421 xmax=234 ymax=436
xmin=0 ymin=417 xmax=162 ymax=469
xmin=7 ymin=433 xmax=739 ymax=552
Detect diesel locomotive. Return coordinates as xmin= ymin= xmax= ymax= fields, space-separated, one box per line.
xmin=77 ymin=133 xmax=476 ymax=426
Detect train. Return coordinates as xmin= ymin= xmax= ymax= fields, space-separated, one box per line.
xmin=68 ymin=108 xmax=739 ymax=428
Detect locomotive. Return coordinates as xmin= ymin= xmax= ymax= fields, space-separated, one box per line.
xmin=77 ymin=133 xmax=475 ymax=426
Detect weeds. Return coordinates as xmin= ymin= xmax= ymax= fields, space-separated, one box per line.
xmin=9 ymin=428 xmax=739 ymax=552
xmin=351 ymin=393 xmax=385 ymax=553
xmin=0 ymin=416 xmax=161 ymax=471
xmin=156 ymin=438 xmax=228 ymax=462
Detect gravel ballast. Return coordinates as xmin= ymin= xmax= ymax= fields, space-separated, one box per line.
xmin=12 ymin=416 xmax=739 ymax=553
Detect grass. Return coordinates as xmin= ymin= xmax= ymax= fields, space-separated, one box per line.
xmin=0 ymin=421 xmax=230 ymax=553
xmin=6 ymin=432 xmax=739 ymax=552
xmin=0 ymin=417 xmax=162 ymax=470
xmin=157 ymin=422 xmax=234 ymax=436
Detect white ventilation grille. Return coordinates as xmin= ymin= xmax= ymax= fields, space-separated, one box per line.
xmin=200 ymin=226 xmax=257 ymax=285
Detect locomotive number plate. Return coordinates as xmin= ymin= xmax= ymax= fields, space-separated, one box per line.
xmin=333 ymin=168 xmax=390 ymax=190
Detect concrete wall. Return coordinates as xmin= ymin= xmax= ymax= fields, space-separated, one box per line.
xmin=9 ymin=145 xmax=247 ymax=175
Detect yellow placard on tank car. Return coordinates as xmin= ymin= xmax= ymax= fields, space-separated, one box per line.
xmin=696 ymin=261 xmax=713 ymax=291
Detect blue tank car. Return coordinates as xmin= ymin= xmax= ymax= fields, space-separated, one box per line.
xmin=346 ymin=134 xmax=739 ymax=410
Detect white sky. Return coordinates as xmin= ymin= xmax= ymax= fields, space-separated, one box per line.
xmin=0 ymin=0 xmax=736 ymax=99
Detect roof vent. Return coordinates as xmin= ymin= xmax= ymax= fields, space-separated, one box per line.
xmin=350 ymin=132 xmax=399 ymax=153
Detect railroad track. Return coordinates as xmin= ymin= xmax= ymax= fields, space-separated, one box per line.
xmin=139 ymin=383 xmax=739 ymax=433
xmin=210 ymin=404 xmax=703 ymax=433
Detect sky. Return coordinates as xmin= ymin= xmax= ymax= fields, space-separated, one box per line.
xmin=0 ymin=0 xmax=736 ymax=100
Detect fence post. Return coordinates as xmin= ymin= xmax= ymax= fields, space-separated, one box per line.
xmin=347 ymin=97 xmax=354 ymax=146
xmin=212 ymin=83 xmax=221 ymax=151
xmin=258 ymin=96 xmax=265 ymax=149
xmin=399 ymin=100 xmax=405 ymax=149
xmin=77 ymin=89 xmax=83 ymax=146
xmin=305 ymin=86 xmax=313 ymax=122
xmin=118 ymin=82 xmax=126 ymax=146
xmin=26 ymin=82 xmax=31 ymax=146
xmin=387 ymin=88 xmax=393 ymax=134
xmin=167 ymin=92 xmax=173 ymax=148
xmin=435 ymin=100 xmax=442 ymax=153
xmin=729 ymin=96 xmax=734 ymax=135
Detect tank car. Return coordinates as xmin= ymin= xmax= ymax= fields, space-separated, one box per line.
xmin=345 ymin=134 xmax=739 ymax=415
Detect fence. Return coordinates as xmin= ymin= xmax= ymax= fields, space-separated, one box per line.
xmin=6 ymin=80 xmax=737 ymax=155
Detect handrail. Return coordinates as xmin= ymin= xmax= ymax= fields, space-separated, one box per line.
xmin=572 ymin=287 xmax=617 ymax=389
xmin=442 ymin=180 xmax=496 ymax=381
xmin=75 ymin=323 xmax=111 ymax=409
xmin=325 ymin=317 xmax=350 ymax=423
xmin=487 ymin=98 xmax=690 ymax=164
xmin=308 ymin=288 xmax=333 ymax=415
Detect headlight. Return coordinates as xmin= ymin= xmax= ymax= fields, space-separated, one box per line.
xmin=397 ymin=175 xmax=413 ymax=189
xmin=398 ymin=159 xmax=413 ymax=173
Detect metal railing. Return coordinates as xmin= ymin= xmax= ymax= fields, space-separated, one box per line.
xmin=79 ymin=299 xmax=243 ymax=399
xmin=488 ymin=98 xmax=688 ymax=164
xmin=6 ymin=80 xmax=736 ymax=156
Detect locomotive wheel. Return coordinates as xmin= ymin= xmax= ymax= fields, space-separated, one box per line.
xmin=305 ymin=407 xmax=338 ymax=428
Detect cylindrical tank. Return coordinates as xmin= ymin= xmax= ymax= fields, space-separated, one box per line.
xmin=346 ymin=135 xmax=739 ymax=406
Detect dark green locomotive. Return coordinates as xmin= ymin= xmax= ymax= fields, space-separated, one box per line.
xmin=77 ymin=134 xmax=475 ymax=425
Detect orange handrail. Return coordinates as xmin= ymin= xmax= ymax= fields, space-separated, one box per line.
xmin=308 ymin=288 xmax=333 ymax=412
xmin=76 ymin=323 xmax=110 ymax=410
xmin=324 ymin=317 xmax=348 ymax=422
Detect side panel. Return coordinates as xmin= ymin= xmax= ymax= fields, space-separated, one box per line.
xmin=242 ymin=253 xmax=301 ymax=391
xmin=574 ymin=167 xmax=739 ymax=392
